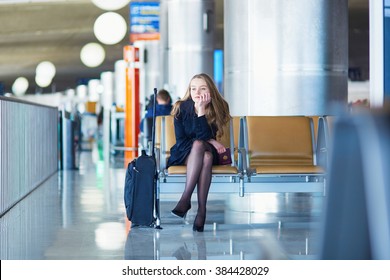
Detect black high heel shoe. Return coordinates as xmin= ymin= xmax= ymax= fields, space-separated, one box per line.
xmin=193 ymin=214 xmax=205 ymax=232
xmin=192 ymin=224 xmax=204 ymax=232
xmin=171 ymin=204 xmax=191 ymax=219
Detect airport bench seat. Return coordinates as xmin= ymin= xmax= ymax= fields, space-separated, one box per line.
xmin=239 ymin=116 xmax=326 ymax=193
xmin=153 ymin=115 xmax=326 ymax=226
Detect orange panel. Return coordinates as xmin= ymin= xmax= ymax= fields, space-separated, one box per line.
xmin=85 ymin=101 xmax=97 ymax=114
xmin=124 ymin=46 xmax=140 ymax=166
xmin=130 ymin=33 xmax=160 ymax=43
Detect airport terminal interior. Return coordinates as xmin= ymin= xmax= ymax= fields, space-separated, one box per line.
xmin=1 ymin=0 xmax=390 ymax=261
xmin=1 ymin=145 xmax=324 ymax=260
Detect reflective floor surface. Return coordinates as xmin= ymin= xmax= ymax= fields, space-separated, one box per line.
xmin=0 ymin=149 xmax=324 ymax=260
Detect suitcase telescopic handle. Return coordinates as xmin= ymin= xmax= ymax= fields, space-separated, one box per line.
xmin=151 ymin=88 xmax=157 ymax=158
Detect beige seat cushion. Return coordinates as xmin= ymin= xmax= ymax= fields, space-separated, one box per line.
xmin=253 ymin=165 xmax=324 ymax=174
xmin=167 ymin=165 xmax=239 ymax=175
xmin=245 ymin=116 xmax=323 ymax=175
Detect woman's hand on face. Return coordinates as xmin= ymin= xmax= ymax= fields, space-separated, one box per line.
xmin=195 ymin=92 xmax=211 ymax=112
xmin=198 ymin=92 xmax=211 ymax=107
xmin=194 ymin=92 xmax=210 ymax=116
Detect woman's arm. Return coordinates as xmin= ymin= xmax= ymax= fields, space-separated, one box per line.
xmin=197 ymin=117 xmax=225 ymax=153
xmin=208 ymin=139 xmax=226 ymax=154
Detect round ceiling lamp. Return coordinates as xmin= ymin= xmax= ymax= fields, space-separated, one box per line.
xmin=91 ymin=0 xmax=130 ymax=11
xmin=36 ymin=61 xmax=56 ymax=80
xmin=35 ymin=75 xmax=52 ymax=88
xmin=93 ymin=12 xmax=127 ymax=45
xmin=80 ymin=42 xmax=105 ymax=67
xmin=12 ymin=77 xmax=29 ymax=96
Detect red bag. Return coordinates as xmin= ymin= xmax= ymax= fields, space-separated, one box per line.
xmin=218 ymin=148 xmax=232 ymax=165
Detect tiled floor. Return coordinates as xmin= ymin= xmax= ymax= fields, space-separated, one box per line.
xmin=0 ymin=148 xmax=324 ymax=260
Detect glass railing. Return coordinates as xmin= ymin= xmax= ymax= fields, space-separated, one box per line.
xmin=0 ymin=96 xmax=58 ymax=217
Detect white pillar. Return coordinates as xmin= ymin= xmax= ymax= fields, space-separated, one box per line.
xmin=114 ymin=60 xmax=127 ymax=109
xmin=369 ymin=0 xmax=385 ymax=108
xmin=101 ymin=71 xmax=114 ymax=164
xmin=165 ymin=0 xmax=215 ymax=99
xmin=224 ymin=0 xmax=348 ymax=116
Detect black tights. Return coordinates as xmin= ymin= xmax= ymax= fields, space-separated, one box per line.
xmin=173 ymin=140 xmax=213 ymax=228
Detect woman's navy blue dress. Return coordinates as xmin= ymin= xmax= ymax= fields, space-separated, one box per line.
xmin=167 ymin=99 xmax=219 ymax=167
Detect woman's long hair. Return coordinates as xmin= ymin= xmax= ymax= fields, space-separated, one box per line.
xmin=171 ymin=73 xmax=231 ymax=138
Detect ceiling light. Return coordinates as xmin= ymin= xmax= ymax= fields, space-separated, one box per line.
xmin=80 ymin=42 xmax=105 ymax=68
xmin=12 ymin=77 xmax=29 ymax=96
xmin=36 ymin=61 xmax=56 ymax=80
xmin=35 ymin=75 xmax=52 ymax=88
xmin=91 ymin=0 xmax=131 ymax=11
xmin=93 ymin=12 xmax=127 ymax=45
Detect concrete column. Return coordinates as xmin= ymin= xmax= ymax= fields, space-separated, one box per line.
xmin=159 ymin=0 xmax=169 ymax=91
xmin=370 ymin=0 xmax=384 ymax=107
xmin=134 ymin=40 xmax=161 ymax=108
xmin=114 ymin=60 xmax=127 ymax=109
xmin=384 ymin=1 xmax=390 ymax=102
xmin=162 ymin=0 xmax=215 ymax=100
xmin=101 ymin=71 xmax=114 ymax=164
xmin=224 ymin=0 xmax=348 ymax=116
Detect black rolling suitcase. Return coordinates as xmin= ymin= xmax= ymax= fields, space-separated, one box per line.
xmin=124 ymin=88 xmax=160 ymax=228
